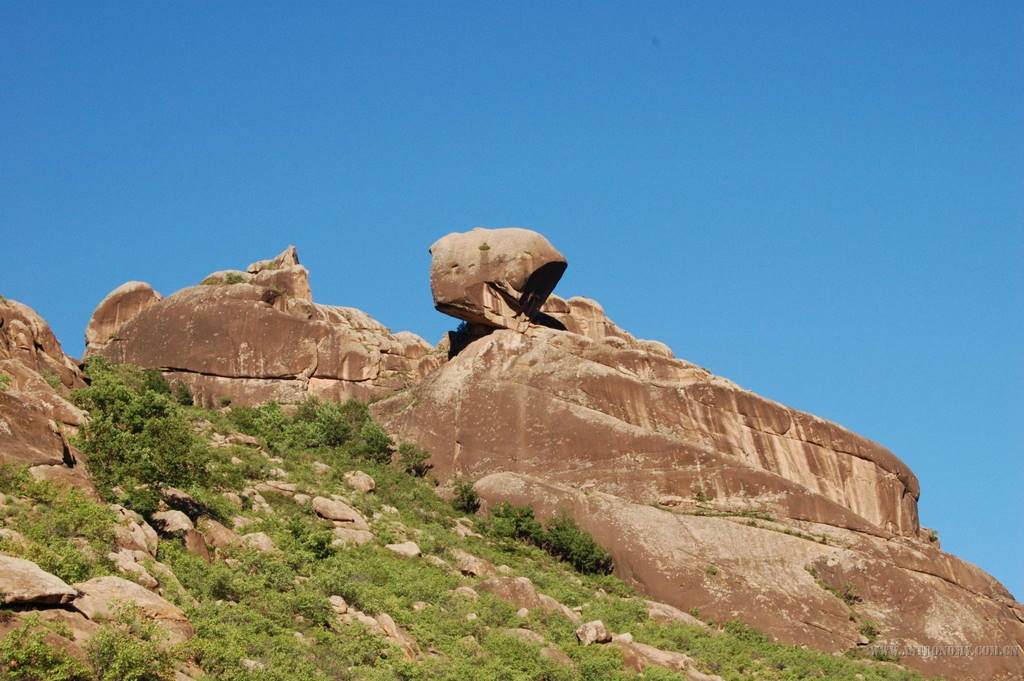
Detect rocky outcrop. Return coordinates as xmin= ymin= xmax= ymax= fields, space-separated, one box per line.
xmin=0 ymin=555 xmax=78 ymax=605
xmin=85 ymin=247 xmax=436 ymax=407
xmin=375 ymin=320 xmax=919 ymax=536
xmin=84 ymin=281 xmax=162 ymax=352
xmin=472 ymin=472 xmax=1024 ymax=681
xmin=429 ymin=228 xmax=567 ymax=332
xmin=0 ymin=297 xmax=91 ymax=490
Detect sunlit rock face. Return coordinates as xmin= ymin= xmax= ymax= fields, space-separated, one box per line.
xmin=0 ymin=297 xmax=91 ymax=492
xmin=85 ymin=247 xmax=438 ymax=408
xmin=429 ymin=227 xmax=567 ymax=333
xmin=373 ymin=227 xmax=1024 ymax=681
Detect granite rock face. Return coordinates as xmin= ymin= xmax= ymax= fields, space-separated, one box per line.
xmin=86 ymin=247 xmax=437 ymax=407
xmin=429 ymin=227 xmax=567 ymax=332
xmin=0 ymin=297 xmax=91 ymax=490
xmin=374 ymin=238 xmax=1024 ymax=680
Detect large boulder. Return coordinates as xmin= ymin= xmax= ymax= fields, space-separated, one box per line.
xmin=72 ymin=575 xmax=193 ymax=644
xmin=0 ymin=555 xmax=78 ymax=605
xmin=0 ymin=297 xmax=91 ymax=491
xmin=85 ymin=248 xmax=435 ymax=407
xmin=429 ymin=227 xmax=567 ymax=332
xmin=84 ymin=281 xmax=162 ymax=352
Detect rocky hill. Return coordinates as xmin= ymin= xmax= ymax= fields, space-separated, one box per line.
xmin=1 ymin=229 xmax=1021 ymax=681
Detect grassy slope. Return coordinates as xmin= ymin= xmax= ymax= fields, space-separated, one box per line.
xmin=0 ymin=362 xmax=940 ymax=681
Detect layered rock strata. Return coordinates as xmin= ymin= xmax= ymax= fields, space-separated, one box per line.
xmin=85 ymin=247 xmax=438 ymax=407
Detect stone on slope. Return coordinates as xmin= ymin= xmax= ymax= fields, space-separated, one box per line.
xmin=72 ymin=575 xmax=193 ymax=644
xmin=0 ymin=555 xmax=78 ymax=605
xmin=312 ymin=496 xmax=369 ymax=530
xmin=429 ymin=227 xmax=567 ymax=332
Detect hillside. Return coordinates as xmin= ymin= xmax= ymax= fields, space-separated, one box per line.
xmin=1 ymin=357 xmax=939 ymax=681
xmin=1 ymin=228 xmax=1021 ymax=680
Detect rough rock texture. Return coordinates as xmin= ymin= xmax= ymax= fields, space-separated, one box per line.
xmin=84 ymin=281 xmax=162 ymax=352
xmin=374 ymin=276 xmax=1023 ymax=681
xmin=0 ymin=297 xmax=91 ymax=490
xmin=85 ymin=247 xmax=436 ymax=407
xmin=72 ymin=575 xmax=194 ymax=644
xmin=429 ymin=227 xmax=567 ymax=332
xmin=0 ymin=555 xmax=78 ymax=605
xmin=473 ymin=472 xmax=1024 ymax=681
xmin=376 ymin=322 xmax=919 ymax=536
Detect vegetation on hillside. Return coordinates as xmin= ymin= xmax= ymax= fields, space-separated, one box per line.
xmin=0 ymin=361 xmax=941 ymax=681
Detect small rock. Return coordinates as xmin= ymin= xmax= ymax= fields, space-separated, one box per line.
xmin=240 ymin=532 xmax=277 ymax=552
xmin=575 ymin=620 xmax=612 ymax=646
xmin=312 ymin=496 xmax=369 ymax=530
xmin=501 ymin=628 xmax=545 ymax=644
xmin=412 ymin=601 xmax=430 ymax=611
xmin=293 ymin=493 xmax=311 ymax=505
xmin=540 ymin=647 xmax=576 ymax=669
xmin=328 ymin=595 xmax=348 ymax=614
xmin=151 ymin=510 xmax=194 ymax=536
xmin=466 ymin=612 xmax=478 ymax=621
xmin=452 ymin=549 xmax=497 ymax=577
xmin=453 ymin=586 xmax=479 ymax=600
xmin=331 ymin=528 xmax=375 ymax=547
xmin=385 ymin=541 xmax=421 ymax=557
xmin=197 ymin=517 xmax=241 ymax=549
xmin=344 ymin=470 xmax=376 ymax=493
xmin=0 ymin=555 xmax=77 ymax=605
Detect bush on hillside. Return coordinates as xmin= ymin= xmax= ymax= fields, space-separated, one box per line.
xmin=485 ymin=502 xmax=614 ymax=575
xmin=72 ymin=357 xmax=210 ymax=514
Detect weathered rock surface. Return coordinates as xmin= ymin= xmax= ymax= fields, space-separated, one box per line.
xmin=375 ymin=320 xmax=919 ymax=536
xmin=72 ymin=575 xmax=194 ymax=644
xmin=429 ymin=227 xmax=567 ymax=332
xmin=0 ymin=555 xmax=78 ymax=605
xmin=473 ymin=472 xmax=1024 ymax=681
xmin=84 ymin=281 xmax=162 ymax=351
xmin=85 ymin=247 xmax=435 ymax=407
xmin=0 ymin=297 xmax=91 ymax=490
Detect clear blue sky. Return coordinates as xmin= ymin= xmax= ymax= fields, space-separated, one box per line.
xmin=2 ymin=2 xmax=1021 ymax=599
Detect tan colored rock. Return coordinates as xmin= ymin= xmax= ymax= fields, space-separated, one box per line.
xmin=374 ymin=612 xmax=420 ymax=659
xmin=312 ymin=497 xmax=369 ymax=530
xmin=87 ymin=249 xmax=429 ymax=408
xmin=328 ymin=595 xmax=348 ymax=615
xmin=375 ymin=323 xmax=920 ymax=536
xmin=0 ymin=299 xmax=91 ymax=493
xmin=385 ymin=541 xmax=421 ymax=558
xmin=151 ymin=510 xmax=194 ymax=536
xmin=645 ymin=600 xmax=707 ymax=628
xmin=107 ymin=549 xmax=159 ymax=589
xmin=501 ymin=628 xmax=546 ymax=645
xmin=429 ymin=227 xmax=567 ymax=332
xmin=84 ymin=281 xmax=162 ymax=351
xmin=0 ymin=554 xmax=77 ymax=605
xmin=331 ymin=528 xmax=375 ymax=547
xmin=539 ymin=646 xmax=576 ymax=669
xmin=196 ymin=517 xmax=241 ymax=549
xmin=575 ymin=620 xmax=612 ymax=645
xmin=112 ymin=505 xmax=160 ymax=556
xmin=240 ymin=532 xmax=277 ymax=552
xmin=475 ymin=576 xmax=578 ymax=621
xmin=451 ymin=549 xmax=496 ymax=577
xmin=344 ymin=470 xmax=376 ymax=493
xmin=72 ymin=575 xmax=193 ymax=644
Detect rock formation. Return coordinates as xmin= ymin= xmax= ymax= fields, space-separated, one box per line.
xmin=85 ymin=246 xmax=438 ymax=407
xmin=429 ymin=227 xmax=567 ymax=332
xmin=372 ymin=227 xmax=1024 ymax=681
xmin=0 ymin=297 xmax=91 ymax=491
xmin=59 ymin=230 xmax=1022 ymax=680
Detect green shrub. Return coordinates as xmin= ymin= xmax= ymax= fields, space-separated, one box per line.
xmin=451 ymin=478 xmax=480 ymax=514
xmin=85 ymin=604 xmax=174 ymax=681
xmin=0 ymin=371 xmax=12 ymax=391
xmin=485 ymin=503 xmax=613 ymax=575
xmin=398 ymin=442 xmax=432 ymax=477
xmin=0 ymin=614 xmax=92 ymax=681
xmin=72 ymin=358 xmax=211 ymax=508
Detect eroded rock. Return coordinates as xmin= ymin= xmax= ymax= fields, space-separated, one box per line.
xmin=429 ymin=227 xmax=567 ymax=332
xmin=0 ymin=555 xmax=77 ymax=605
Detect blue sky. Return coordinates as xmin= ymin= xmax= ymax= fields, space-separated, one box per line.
xmin=2 ymin=3 xmax=1021 ymax=599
